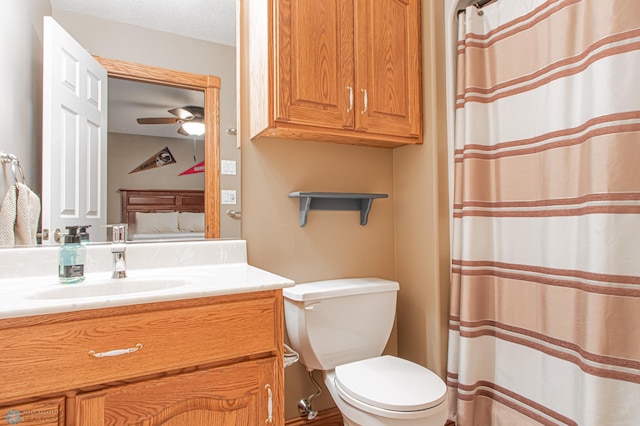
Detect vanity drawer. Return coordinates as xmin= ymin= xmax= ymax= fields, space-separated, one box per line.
xmin=0 ymin=295 xmax=277 ymax=402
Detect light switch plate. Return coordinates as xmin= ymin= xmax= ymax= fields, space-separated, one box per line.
xmin=221 ymin=160 xmax=236 ymax=175
xmin=221 ymin=190 xmax=237 ymax=205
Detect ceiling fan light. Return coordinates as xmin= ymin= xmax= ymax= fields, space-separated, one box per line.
xmin=181 ymin=121 xmax=205 ymax=136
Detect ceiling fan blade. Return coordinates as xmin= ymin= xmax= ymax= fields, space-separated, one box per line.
xmin=168 ymin=107 xmax=195 ymax=120
xmin=137 ymin=117 xmax=180 ymax=125
xmin=184 ymin=106 xmax=204 ymax=118
xmin=169 ymin=106 xmax=204 ymax=120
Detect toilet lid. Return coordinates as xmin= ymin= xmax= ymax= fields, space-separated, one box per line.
xmin=335 ymin=356 xmax=447 ymax=412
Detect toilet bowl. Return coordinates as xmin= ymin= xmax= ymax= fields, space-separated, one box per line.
xmin=325 ymin=356 xmax=448 ymax=426
xmin=283 ymin=278 xmax=448 ymax=426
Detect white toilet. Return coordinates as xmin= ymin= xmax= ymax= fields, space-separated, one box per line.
xmin=283 ymin=278 xmax=448 ymax=426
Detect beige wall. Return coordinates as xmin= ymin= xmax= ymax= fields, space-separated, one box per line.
xmin=0 ymin=0 xmax=51 ymax=198
xmin=240 ymin=0 xmax=450 ymax=421
xmin=394 ymin=0 xmax=451 ymax=378
xmin=106 ymin=133 xmax=206 ymax=225
xmin=241 ymin=138 xmax=398 ymax=418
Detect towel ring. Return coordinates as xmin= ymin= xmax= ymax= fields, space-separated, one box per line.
xmin=14 ymin=161 xmax=26 ymax=185
xmin=1 ymin=152 xmax=27 ymax=185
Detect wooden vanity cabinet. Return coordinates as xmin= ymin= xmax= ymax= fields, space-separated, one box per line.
xmin=247 ymin=0 xmax=422 ymax=148
xmin=0 ymin=290 xmax=284 ymax=426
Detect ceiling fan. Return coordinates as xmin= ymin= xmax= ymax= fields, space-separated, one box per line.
xmin=136 ymin=106 xmax=205 ymax=136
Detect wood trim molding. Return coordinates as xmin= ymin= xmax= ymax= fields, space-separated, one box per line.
xmin=94 ymin=55 xmax=221 ymax=238
xmin=285 ymin=408 xmax=343 ymax=426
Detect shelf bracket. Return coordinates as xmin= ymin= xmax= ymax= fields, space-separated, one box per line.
xmin=288 ymin=192 xmax=388 ymax=227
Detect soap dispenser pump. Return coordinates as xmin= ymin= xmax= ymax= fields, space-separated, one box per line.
xmin=58 ymin=226 xmax=86 ymax=284
xmin=78 ymin=225 xmax=91 ymax=244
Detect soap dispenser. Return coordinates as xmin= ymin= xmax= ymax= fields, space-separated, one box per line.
xmin=58 ymin=226 xmax=86 ymax=284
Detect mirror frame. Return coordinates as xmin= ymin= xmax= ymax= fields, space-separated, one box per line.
xmin=94 ymin=56 xmax=221 ymax=238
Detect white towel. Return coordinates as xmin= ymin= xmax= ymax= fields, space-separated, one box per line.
xmin=15 ymin=182 xmax=40 ymax=245
xmin=0 ymin=185 xmax=17 ymax=246
xmin=0 ymin=183 xmax=41 ymax=246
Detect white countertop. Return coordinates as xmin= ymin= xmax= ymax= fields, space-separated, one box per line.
xmin=0 ymin=240 xmax=294 ymax=319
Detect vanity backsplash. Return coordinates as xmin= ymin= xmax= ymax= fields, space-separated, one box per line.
xmin=0 ymin=239 xmax=248 ymax=279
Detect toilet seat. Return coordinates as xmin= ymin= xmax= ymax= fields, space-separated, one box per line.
xmin=334 ymin=355 xmax=447 ymax=418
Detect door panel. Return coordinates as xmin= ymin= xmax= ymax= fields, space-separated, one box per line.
xmin=42 ymin=17 xmax=107 ymax=243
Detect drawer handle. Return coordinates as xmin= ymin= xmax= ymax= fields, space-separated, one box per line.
xmin=88 ymin=343 xmax=143 ymax=358
xmin=346 ymin=85 xmax=354 ymax=112
xmin=265 ymin=384 xmax=273 ymax=423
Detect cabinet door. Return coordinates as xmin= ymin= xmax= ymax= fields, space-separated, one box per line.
xmin=74 ymin=357 xmax=280 ymax=426
xmin=355 ymin=0 xmax=422 ymax=138
xmin=276 ymin=0 xmax=355 ymax=130
xmin=0 ymin=397 xmax=65 ymax=426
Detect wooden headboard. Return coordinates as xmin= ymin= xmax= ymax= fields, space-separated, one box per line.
xmin=119 ymin=189 xmax=205 ymax=229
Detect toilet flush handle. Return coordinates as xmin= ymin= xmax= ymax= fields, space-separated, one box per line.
xmin=304 ymin=302 xmax=321 ymax=311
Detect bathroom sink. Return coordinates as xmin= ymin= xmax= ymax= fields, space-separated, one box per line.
xmin=23 ymin=277 xmax=188 ymax=300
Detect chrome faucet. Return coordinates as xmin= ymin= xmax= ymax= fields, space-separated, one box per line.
xmin=110 ymin=224 xmax=128 ymax=279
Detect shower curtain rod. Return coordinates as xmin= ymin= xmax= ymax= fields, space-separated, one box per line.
xmin=474 ymin=0 xmax=494 ymax=8
xmin=457 ymin=0 xmax=496 ymax=16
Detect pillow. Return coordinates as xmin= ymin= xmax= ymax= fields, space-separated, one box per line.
xmin=178 ymin=212 xmax=205 ymax=232
xmin=135 ymin=212 xmax=179 ymax=233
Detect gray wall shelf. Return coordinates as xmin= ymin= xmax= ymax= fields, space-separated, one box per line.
xmin=288 ymin=192 xmax=388 ymax=227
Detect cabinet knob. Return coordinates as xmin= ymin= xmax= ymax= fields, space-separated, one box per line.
xmin=361 ymin=89 xmax=368 ymax=115
xmin=346 ymin=86 xmax=354 ymax=112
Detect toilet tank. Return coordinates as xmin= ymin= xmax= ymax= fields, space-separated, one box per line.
xmin=283 ymin=278 xmax=399 ymax=371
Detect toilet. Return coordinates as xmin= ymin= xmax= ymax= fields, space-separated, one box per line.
xmin=283 ymin=278 xmax=448 ymax=426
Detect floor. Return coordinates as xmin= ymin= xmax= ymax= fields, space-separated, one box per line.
xmin=285 ymin=408 xmax=456 ymax=426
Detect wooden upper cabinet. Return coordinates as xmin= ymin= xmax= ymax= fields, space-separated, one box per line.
xmin=247 ymin=0 xmax=422 ymax=148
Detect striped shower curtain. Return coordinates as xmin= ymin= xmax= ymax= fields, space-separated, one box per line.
xmin=446 ymin=0 xmax=640 ymax=425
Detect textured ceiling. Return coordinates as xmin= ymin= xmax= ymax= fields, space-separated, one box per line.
xmin=49 ymin=0 xmax=236 ymax=47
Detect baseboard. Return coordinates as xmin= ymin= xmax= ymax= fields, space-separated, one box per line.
xmin=285 ymin=408 xmax=343 ymax=426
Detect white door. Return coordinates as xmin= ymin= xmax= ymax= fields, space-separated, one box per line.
xmin=42 ymin=17 xmax=108 ymax=243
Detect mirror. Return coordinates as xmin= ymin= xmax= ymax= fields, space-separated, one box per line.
xmin=96 ymin=56 xmax=221 ymax=239
xmin=107 ymin=78 xmax=205 ymax=240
